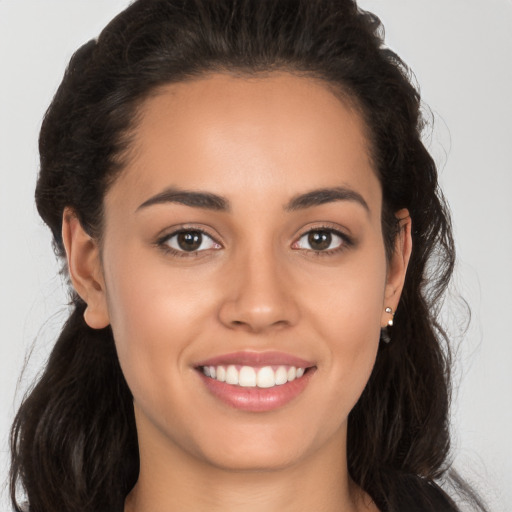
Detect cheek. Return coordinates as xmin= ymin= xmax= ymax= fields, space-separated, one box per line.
xmin=105 ymin=237 xmax=213 ymax=335
xmin=318 ymin=309 xmax=381 ymax=416
xmin=102 ymin=261 xmax=217 ymax=439
xmin=304 ymin=245 xmax=387 ymax=405
xmin=101 ymin=244 xmax=237 ymax=409
xmin=102 ymin=248 xmax=212 ymax=392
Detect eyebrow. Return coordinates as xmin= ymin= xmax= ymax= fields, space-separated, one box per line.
xmin=137 ymin=188 xmax=230 ymax=212
xmin=285 ymin=186 xmax=369 ymax=213
xmin=136 ymin=185 xmax=369 ymax=214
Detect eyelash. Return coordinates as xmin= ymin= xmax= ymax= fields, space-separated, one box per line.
xmin=292 ymin=225 xmax=354 ymax=256
xmin=156 ymin=225 xmax=354 ymax=258
xmin=156 ymin=227 xmax=221 ymax=258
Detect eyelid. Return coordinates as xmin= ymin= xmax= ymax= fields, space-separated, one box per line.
xmin=154 ymin=223 xmax=354 ymax=257
xmin=291 ymin=224 xmax=354 ymax=253
xmin=155 ymin=225 xmax=223 ymax=256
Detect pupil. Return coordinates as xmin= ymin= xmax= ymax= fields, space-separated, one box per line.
xmin=177 ymin=231 xmax=202 ymax=251
xmin=308 ymin=231 xmax=331 ymax=250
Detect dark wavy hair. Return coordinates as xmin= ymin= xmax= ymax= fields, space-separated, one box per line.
xmin=10 ymin=1 xmax=487 ymax=511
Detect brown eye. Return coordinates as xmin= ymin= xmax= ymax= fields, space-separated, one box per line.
xmin=293 ymin=229 xmax=346 ymax=252
xmin=164 ymin=230 xmax=220 ymax=253
xmin=177 ymin=231 xmax=203 ymax=251
xmin=307 ymin=231 xmax=332 ymax=251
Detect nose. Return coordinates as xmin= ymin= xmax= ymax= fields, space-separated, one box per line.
xmin=218 ymin=248 xmax=300 ymax=334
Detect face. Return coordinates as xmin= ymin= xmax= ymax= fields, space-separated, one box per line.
xmin=66 ymin=73 xmax=410 ymax=474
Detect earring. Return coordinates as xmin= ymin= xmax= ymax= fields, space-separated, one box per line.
xmin=385 ymin=307 xmax=394 ymax=326
xmin=381 ymin=307 xmax=394 ymax=344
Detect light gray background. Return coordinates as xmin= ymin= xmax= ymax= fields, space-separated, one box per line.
xmin=1 ymin=1 xmax=511 ymax=510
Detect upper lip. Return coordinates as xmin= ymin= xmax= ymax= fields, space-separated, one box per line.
xmin=195 ymin=351 xmax=315 ymax=368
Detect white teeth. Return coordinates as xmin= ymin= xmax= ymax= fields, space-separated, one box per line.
xmin=275 ymin=366 xmax=288 ymax=385
xmin=202 ymin=364 xmax=308 ymax=388
xmin=257 ymin=366 xmax=275 ymax=388
xmin=239 ymin=366 xmax=257 ymax=387
xmin=225 ymin=365 xmax=239 ymax=385
xmin=216 ymin=365 xmax=226 ymax=382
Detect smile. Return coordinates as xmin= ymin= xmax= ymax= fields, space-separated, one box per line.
xmin=195 ymin=352 xmax=315 ymax=412
xmin=201 ymin=364 xmax=306 ymax=388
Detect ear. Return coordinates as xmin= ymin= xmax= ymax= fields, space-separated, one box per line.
xmin=381 ymin=208 xmax=412 ymax=328
xmin=62 ymin=207 xmax=110 ymax=329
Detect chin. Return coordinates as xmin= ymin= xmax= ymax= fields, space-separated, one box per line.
xmin=190 ymin=416 xmax=344 ymax=473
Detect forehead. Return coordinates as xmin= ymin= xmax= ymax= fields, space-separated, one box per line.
xmin=107 ymin=72 xmax=380 ymax=214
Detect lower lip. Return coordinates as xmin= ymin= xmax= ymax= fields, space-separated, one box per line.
xmin=198 ymin=369 xmax=315 ymax=412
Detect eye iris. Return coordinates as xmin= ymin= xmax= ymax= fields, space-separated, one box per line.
xmin=308 ymin=231 xmax=332 ymax=250
xmin=177 ymin=231 xmax=202 ymax=251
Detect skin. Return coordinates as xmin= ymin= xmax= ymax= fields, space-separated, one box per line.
xmin=62 ymin=73 xmax=411 ymax=512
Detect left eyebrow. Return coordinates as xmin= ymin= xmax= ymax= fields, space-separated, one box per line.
xmin=284 ymin=186 xmax=370 ymax=213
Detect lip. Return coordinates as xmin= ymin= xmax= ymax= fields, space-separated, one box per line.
xmin=195 ymin=351 xmax=315 ymax=368
xmin=195 ymin=351 xmax=316 ymax=412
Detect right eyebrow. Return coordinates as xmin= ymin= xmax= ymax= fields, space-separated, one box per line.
xmin=136 ymin=187 xmax=231 ymax=212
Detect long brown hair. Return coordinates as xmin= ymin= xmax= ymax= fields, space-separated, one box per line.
xmin=11 ymin=1 xmax=486 ymax=511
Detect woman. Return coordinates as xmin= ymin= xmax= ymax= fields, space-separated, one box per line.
xmin=9 ymin=0 xmax=488 ymax=511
